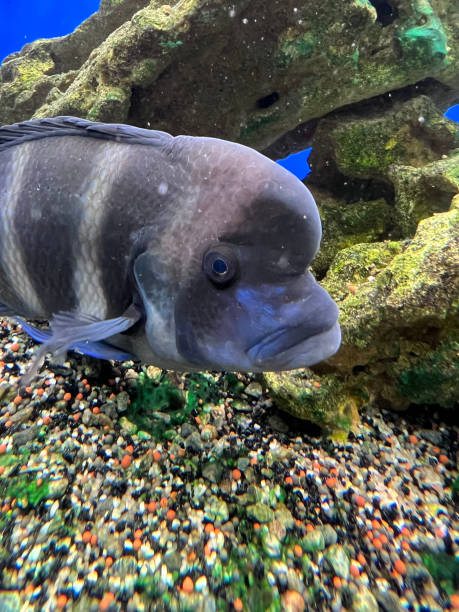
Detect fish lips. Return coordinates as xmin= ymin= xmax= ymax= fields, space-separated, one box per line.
xmin=246 ymin=318 xmax=341 ymax=370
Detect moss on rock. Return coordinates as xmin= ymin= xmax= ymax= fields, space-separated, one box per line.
xmin=1 ymin=0 xmax=458 ymax=149
xmin=320 ymin=205 xmax=459 ymax=410
xmin=311 ymin=190 xmax=393 ymax=277
xmin=263 ymin=370 xmax=364 ymax=439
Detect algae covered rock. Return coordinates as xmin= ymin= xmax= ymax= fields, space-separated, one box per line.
xmin=323 ymin=203 xmax=459 ymax=410
xmin=1 ymin=0 xmax=458 ymax=150
xmin=262 ymin=369 xmax=363 ymax=439
xmin=309 ymin=95 xmax=459 ymax=239
xmin=311 ymin=190 xmax=392 ymax=278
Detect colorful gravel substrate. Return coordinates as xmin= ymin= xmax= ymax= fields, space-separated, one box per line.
xmin=0 ymin=319 xmax=457 ymax=611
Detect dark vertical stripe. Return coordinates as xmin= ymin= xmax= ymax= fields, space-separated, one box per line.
xmin=97 ymin=143 xmax=180 ymax=318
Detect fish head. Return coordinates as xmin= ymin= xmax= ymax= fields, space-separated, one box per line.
xmin=133 ymin=138 xmax=341 ymax=372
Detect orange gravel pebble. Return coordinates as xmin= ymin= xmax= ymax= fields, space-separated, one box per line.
xmin=4 ymin=420 xmax=12 ymax=428
xmin=325 ymin=477 xmax=337 ymax=488
xmin=233 ymin=597 xmax=243 ymax=612
xmin=121 ymin=454 xmax=132 ymax=469
xmin=9 ymin=342 xmax=19 ymax=352
xmin=147 ymin=501 xmax=157 ymax=512
xmin=355 ymin=495 xmax=366 ymax=507
xmin=153 ymin=450 xmax=162 ymax=462
xmin=159 ymin=497 xmax=168 ymax=508
xmin=90 ymin=534 xmax=98 ymax=546
xmin=166 ymin=509 xmax=176 ymax=520
xmin=134 ymin=529 xmax=142 ymax=539
xmin=401 ymin=526 xmax=411 ymax=537
xmin=282 ymin=590 xmax=305 ymax=611
xmin=63 ymin=392 xmax=72 ymax=401
xmin=438 ymin=454 xmax=448 ymax=465
xmin=92 ymin=406 xmax=100 ymax=415
xmin=393 ymin=559 xmax=407 ymax=575
xmin=42 ymin=415 xmax=52 ymax=425
xmin=232 ymin=469 xmax=241 ymax=480
xmin=450 ymin=594 xmax=459 ymax=610
xmin=357 ymin=553 xmax=366 ymax=566
xmin=82 ymin=531 xmax=92 ymax=544
xmin=350 ymin=563 xmax=360 ymax=578
xmin=125 ymin=444 xmax=134 ymax=454
xmin=182 ymin=576 xmax=194 ymax=594
xmin=285 ymin=475 xmax=293 ymax=485
xmin=294 ymin=544 xmax=302 ymax=557
xmin=56 ymin=594 xmax=68 ymax=610
xmin=373 ymin=538 xmax=383 ymax=550
xmin=13 ymin=395 xmax=22 ymax=404
xmin=0 ymin=444 xmax=7 ymax=454
xmin=133 ymin=538 xmax=142 ymax=551
xmin=105 ymin=556 xmax=114 ymax=568
xmin=99 ymin=593 xmax=115 ymax=612
xmin=333 ymin=576 xmax=342 ymax=589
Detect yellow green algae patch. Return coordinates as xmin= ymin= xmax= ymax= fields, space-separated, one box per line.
xmin=9 ymin=53 xmax=55 ymax=93
xmin=311 ymin=191 xmax=392 ymax=277
xmin=313 ymin=96 xmax=458 ymax=182
xmin=390 ymin=148 xmax=459 ymax=235
xmin=33 ymin=0 xmax=202 ymax=123
xmin=262 ymin=370 xmax=364 ymax=439
xmin=322 ymin=205 xmax=459 ymax=410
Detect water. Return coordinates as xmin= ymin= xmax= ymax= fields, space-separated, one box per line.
xmin=0 ymin=2 xmax=458 ymax=611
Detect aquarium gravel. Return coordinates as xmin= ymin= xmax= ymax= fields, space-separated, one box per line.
xmin=0 ymin=319 xmax=458 ymax=612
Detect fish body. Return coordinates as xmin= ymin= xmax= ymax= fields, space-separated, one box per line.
xmin=0 ymin=116 xmax=341 ymax=377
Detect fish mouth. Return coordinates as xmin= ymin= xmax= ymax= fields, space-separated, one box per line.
xmin=247 ymin=321 xmax=341 ymax=370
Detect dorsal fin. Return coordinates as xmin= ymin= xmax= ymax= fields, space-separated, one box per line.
xmin=0 ymin=116 xmax=173 ymax=151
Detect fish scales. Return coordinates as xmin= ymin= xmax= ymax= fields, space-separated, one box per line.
xmin=0 ymin=116 xmax=341 ymax=379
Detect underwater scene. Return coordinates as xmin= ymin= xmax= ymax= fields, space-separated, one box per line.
xmin=0 ymin=1 xmax=458 ymax=611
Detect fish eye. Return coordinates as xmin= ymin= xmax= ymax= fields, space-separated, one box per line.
xmin=212 ymin=258 xmax=228 ymax=275
xmin=203 ymin=247 xmax=237 ymax=286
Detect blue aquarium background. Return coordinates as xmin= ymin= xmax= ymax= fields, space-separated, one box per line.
xmin=0 ymin=0 xmax=100 ymax=63
xmin=0 ymin=0 xmax=457 ymax=181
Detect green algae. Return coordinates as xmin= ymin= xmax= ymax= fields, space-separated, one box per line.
xmin=422 ymin=552 xmax=459 ymax=596
xmin=397 ymin=0 xmax=448 ymax=67
xmin=240 ymin=110 xmax=282 ymax=140
xmin=277 ymin=29 xmax=317 ymax=69
xmin=397 ymin=341 xmax=459 ymax=409
xmin=313 ymin=195 xmax=393 ymax=277
xmin=158 ymin=40 xmax=183 ymax=51
xmin=263 ymin=370 xmax=362 ymax=437
xmin=129 ymin=371 xmax=221 ymax=441
xmin=5 ymin=477 xmax=49 ymax=509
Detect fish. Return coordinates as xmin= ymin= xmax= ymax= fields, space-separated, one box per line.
xmin=0 ymin=116 xmax=341 ymax=382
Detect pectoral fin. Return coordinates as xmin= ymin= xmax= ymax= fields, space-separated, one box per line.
xmin=19 ymin=306 xmax=141 ymax=385
xmin=17 ymin=318 xmax=135 ymax=362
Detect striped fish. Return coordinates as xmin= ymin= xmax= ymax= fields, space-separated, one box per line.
xmin=0 ymin=116 xmax=340 ymax=382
